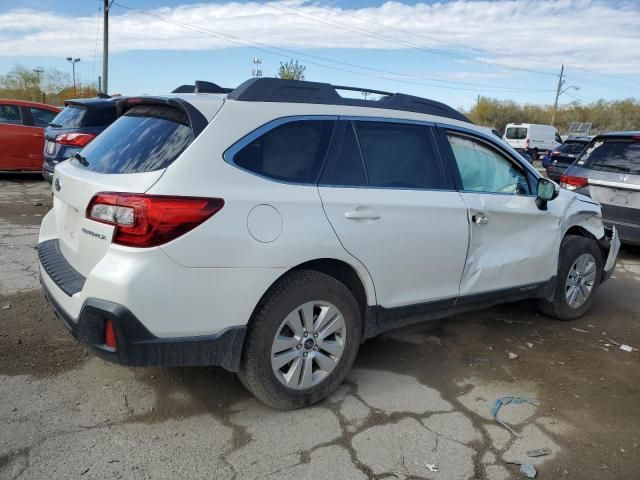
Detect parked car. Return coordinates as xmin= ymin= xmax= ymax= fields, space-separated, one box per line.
xmin=42 ymin=96 xmax=119 ymax=183
xmin=503 ymin=123 xmax=562 ymax=160
xmin=544 ymin=136 xmax=592 ymax=181
xmin=561 ymin=132 xmax=640 ymax=245
xmin=38 ymin=78 xmax=620 ymax=409
xmin=0 ymin=99 xmax=60 ymax=172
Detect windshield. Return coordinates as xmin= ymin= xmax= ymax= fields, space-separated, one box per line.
xmin=556 ymin=141 xmax=588 ymax=156
xmin=578 ymin=138 xmax=640 ymax=175
xmin=72 ymin=104 xmax=194 ymax=174
xmin=50 ymin=105 xmax=85 ymax=128
xmin=505 ymin=127 xmax=527 ymax=140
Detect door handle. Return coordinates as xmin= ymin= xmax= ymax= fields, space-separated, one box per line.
xmin=472 ymin=213 xmax=489 ymax=224
xmin=345 ymin=209 xmax=380 ymax=220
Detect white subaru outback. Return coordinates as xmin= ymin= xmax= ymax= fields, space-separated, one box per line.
xmin=39 ymin=79 xmax=620 ymax=409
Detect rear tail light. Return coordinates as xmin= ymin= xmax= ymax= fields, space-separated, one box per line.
xmin=55 ymin=133 xmax=96 ymax=147
xmin=525 ymin=139 xmax=530 ymax=149
xmin=552 ymin=150 xmax=560 ymax=156
xmin=86 ymin=193 xmax=224 ymax=247
xmin=104 ymin=319 xmax=117 ymax=349
xmin=560 ymin=175 xmax=588 ymax=191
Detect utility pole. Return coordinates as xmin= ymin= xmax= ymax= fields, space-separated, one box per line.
xmin=551 ymin=64 xmax=564 ymax=127
xmin=33 ymin=68 xmax=44 ymax=103
xmin=103 ymin=0 xmax=111 ymax=94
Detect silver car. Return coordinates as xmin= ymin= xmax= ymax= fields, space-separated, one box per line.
xmin=561 ymin=132 xmax=640 ymax=245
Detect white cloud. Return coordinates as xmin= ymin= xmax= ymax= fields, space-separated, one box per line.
xmin=0 ymin=0 xmax=639 ymax=75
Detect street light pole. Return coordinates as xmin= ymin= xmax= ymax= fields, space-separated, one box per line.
xmin=66 ymin=57 xmax=81 ymax=91
xmin=551 ymin=64 xmax=564 ymax=127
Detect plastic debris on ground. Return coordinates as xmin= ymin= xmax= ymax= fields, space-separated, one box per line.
xmin=507 ymin=461 xmax=537 ymax=478
xmin=492 ymin=396 xmax=540 ymax=436
xmin=571 ymin=327 xmax=590 ymax=333
xmin=426 ymin=463 xmax=438 ymax=472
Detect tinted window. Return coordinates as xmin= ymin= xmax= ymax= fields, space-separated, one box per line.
xmin=50 ymin=106 xmax=85 ymax=128
xmin=320 ymin=123 xmax=367 ymax=186
xmin=354 ymin=121 xmax=441 ymax=189
xmin=233 ymin=120 xmax=334 ymax=183
xmin=555 ymin=132 xmax=563 ymax=143
xmin=557 ymin=141 xmax=587 ymax=156
xmin=30 ymin=107 xmax=57 ymax=127
xmin=74 ymin=105 xmax=194 ymax=174
xmin=579 ymin=138 xmax=640 ymax=175
xmin=84 ymin=105 xmax=118 ymax=127
xmin=505 ymin=127 xmax=527 ymax=140
xmin=0 ymin=104 xmax=21 ymax=125
xmin=448 ymin=134 xmax=530 ymax=195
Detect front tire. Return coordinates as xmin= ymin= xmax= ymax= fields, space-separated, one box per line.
xmin=539 ymin=235 xmax=603 ymax=320
xmin=239 ymin=270 xmax=362 ymax=409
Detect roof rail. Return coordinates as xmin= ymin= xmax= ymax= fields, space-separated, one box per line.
xmin=171 ymin=80 xmax=233 ymax=94
xmin=228 ymin=78 xmax=472 ymax=124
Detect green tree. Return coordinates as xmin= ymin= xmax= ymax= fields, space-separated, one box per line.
xmin=278 ymin=59 xmax=306 ymax=80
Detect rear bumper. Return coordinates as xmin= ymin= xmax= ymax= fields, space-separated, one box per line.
xmin=40 ymin=277 xmax=247 ymax=371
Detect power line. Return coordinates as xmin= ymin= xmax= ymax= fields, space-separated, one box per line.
xmin=112 ymin=2 xmax=553 ymax=94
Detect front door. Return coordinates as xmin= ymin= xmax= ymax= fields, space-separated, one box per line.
xmin=442 ymin=130 xmax=560 ymax=296
xmin=319 ymin=120 xmax=469 ymax=309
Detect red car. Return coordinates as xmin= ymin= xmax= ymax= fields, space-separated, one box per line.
xmin=0 ymin=99 xmax=60 ymax=172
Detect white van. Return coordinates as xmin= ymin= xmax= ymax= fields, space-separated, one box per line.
xmin=503 ymin=123 xmax=562 ymax=160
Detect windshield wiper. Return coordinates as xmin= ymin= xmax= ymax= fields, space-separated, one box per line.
xmin=72 ymin=152 xmax=89 ymax=167
xmin=48 ymin=122 xmax=62 ymax=128
xmin=591 ymin=163 xmax=630 ymax=173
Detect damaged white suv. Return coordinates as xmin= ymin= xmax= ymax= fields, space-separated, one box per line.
xmin=39 ymin=79 xmax=620 ymax=409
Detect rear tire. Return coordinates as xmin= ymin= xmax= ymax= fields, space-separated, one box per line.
xmin=539 ymin=235 xmax=603 ymax=320
xmin=239 ymin=270 xmax=361 ymax=409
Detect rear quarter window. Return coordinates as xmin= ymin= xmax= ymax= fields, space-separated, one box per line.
xmin=73 ymin=104 xmax=194 ymax=174
xmin=50 ymin=106 xmax=86 ymax=128
xmin=579 ymin=138 xmax=640 ymax=175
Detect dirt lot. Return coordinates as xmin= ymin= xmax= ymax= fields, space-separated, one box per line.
xmin=1 ymin=175 xmax=639 ymax=480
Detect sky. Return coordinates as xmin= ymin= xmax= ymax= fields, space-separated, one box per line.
xmin=0 ymin=0 xmax=638 ymax=109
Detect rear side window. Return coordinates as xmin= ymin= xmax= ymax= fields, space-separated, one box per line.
xmin=74 ymin=105 xmax=194 ymax=174
xmin=505 ymin=127 xmax=527 ymax=139
xmin=557 ymin=141 xmax=588 ymax=155
xmin=0 ymin=104 xmax=22 ymax=125
xmin=232 ymin=120 xmax=334 ymax=184
xmin=579 ymin=138 xmax=640 ymax=175
xmin=320 ymin=123 xmax=367 ymax=186
xmin=50 ymin=106 xmax=85 ymax=128
xmin=354 ymin=121 xmax=442 ymax=189
xmin=30 ymin=107 xmax=57 ymax=127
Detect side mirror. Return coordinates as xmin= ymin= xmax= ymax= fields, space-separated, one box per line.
xmin=536 ymin=177 xmax=559 ymax=210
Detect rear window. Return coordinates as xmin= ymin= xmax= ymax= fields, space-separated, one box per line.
xmin=505 ymin=127 xmax=527 ymax=140
xmin=50 ymin=106 xmax=86 ymax=128
xmin=579 ymin=138 xmax=640 ymax=175
xmin=84 ymin=105 xmax=118 ymax=127
xmin=73 ymin=105 xmax=194 ymax=174
xmin=557 ymin=141 xmax=588 ymax=156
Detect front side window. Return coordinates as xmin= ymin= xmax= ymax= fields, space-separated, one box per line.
xmin=30 ymin=108 xmax=57 ymax=127
xmin=74 ymin=104 xmax=194 ymax=174
xmin=353 ymin=121 xmax=442 ymax=189
xmin=505 ymin=127 xmax=527 ymax=140
xmin=0 ymin=104 xmax=22 ymax=125
xmin=233 ymin=120 xmax=334 ymax=184
xmin=448 ymin=134 xmax=530 ymax=195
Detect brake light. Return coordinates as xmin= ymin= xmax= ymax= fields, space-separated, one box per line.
xmin=55 ymin=133 xmax=96 ymax=147
xmin=86 ymin=193 xmax=224 ymax=247
xmin=560 ymin=175 xmax=588 ymax=191
xmin=552 ymin=150 xmax=560 ymax=156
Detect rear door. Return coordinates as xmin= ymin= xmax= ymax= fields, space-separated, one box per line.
xmin=51 ymin=102 xmax=200 ymax=276
xmin=0 ymin=102 xmax=39 ymax=170
xmin=318 ymin=119 xmax=469 ymax=309
xmin=440 ymin=128 xmax=560 ymax=296
xmin=504 ymin=125 xmax=528 ymax=150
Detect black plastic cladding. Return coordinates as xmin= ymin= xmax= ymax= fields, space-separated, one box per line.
xmin=228 ymin=78 xmax=473 ymax=124
xmin=115 ymin=97 xmax=209 ymax=137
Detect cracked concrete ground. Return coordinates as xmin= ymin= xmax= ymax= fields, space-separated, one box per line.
xmin=1 ymin=176 xmax=639 ymax=479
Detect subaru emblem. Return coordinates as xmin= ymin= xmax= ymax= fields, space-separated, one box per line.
xmin=54 ymin=177 xmax=61 ymax=192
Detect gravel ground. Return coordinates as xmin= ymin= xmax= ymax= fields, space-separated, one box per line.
xmin=1 ymin=175 xmax=639 ymax=480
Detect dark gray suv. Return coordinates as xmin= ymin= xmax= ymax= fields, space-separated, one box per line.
xmin=561 ymin=132 xmax=640 ymax=245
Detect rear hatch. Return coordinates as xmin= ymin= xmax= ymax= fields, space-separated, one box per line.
xmin=44 ymin=102 xmax=117 ymax=169
xmin=580 ymin=136 xmax=640 ymax=232
xmin=504 ymin=126 xmax=528 ymax=149
xmin=51 ymin=98 xmax=210 ymax=276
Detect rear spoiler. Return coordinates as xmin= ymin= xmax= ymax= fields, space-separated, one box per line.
xmin=116 ymin=97 xmax=208 ymax=137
